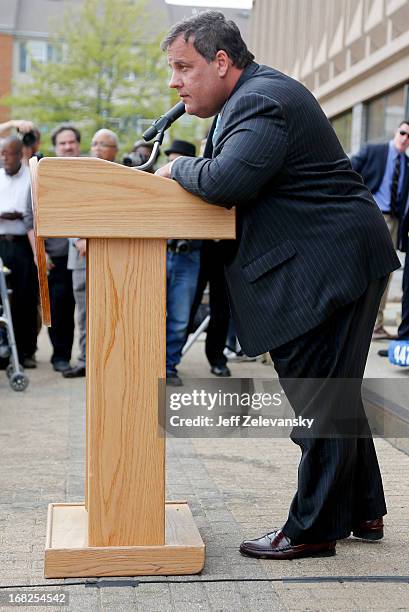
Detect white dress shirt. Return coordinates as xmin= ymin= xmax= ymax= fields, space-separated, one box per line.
xmin=0 ymin=164 xmax=31 ymax=235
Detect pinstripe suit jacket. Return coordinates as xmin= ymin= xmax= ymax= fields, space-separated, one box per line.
xmin=171 ymin=62 xmax=400 ymax=356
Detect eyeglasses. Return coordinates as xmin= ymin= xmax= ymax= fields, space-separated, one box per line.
xmin=91 ymin=142 xmax=117 ymax=148
xmin=399 ymin=130 xmax=409 ymax=138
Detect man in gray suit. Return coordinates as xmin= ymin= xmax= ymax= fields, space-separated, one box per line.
xmin=157 ymin=11 xmax=399 ymax=560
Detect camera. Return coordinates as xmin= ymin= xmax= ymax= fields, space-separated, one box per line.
xmin=122 ymin=151 xmax=144 ymax=167
xmin=21 ymin=131 xmax=37 ymax=147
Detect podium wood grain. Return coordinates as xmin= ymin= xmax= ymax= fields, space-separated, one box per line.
xmin=36 ymin=158 xmax=235 ymax=239
xmin=87 ymin=238 xmax=166 ymax=546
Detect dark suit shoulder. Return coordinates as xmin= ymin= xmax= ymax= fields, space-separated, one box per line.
xmin=364 ymin=142 xmax=389 ymax=155
xmin=239 ymin=63 xmax=309 ymax=98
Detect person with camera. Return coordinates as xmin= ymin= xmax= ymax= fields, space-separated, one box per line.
xmin=0 ymin=120 xmax=42 ymax=166
xmin=164 ymin=139 xmax=201 ymax=386
xmin=123 ymin=140 xmax=158 ymax=171
xmin=21 ymin=127 xmax=42 ymax=165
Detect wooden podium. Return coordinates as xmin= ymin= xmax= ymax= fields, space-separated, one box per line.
xmin=29 ymin=157 xmax=235 ymax=578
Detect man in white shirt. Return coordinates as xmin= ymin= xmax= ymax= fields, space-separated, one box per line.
xmin=0 ymin=136 xmax=38 ymax=367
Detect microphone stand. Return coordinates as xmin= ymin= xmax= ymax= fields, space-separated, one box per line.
xmin=134 ymin=101 xmax=185 ymax=172
xmin=134 ymin=129 xmax=165 ymax=172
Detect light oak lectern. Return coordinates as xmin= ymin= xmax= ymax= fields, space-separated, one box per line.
xmin=29 ymin=157 xmax=235 ymax=578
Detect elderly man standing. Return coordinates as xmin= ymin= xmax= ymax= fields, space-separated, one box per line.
xmin=63 ymin=128 xmax=119 ymax=378
xmin=0 ymin=136 xmax=38 ymax=367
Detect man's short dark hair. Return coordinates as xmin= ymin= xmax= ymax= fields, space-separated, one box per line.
xmin=51 ymin=124 xmax=81 ymax=146
xmin=161 ymin=10 xmax=254 ymax=69
xmin=400 ymin=119 xmax=409 ymax=127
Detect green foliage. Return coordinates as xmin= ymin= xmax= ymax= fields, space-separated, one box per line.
xmin=3 ymin=0 xmax=171 ymax=152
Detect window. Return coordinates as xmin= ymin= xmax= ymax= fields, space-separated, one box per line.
xmin=366 ymin=86 xmax=406 ymax=143
xmin=331 ymin=110 xmax=352 ymax=153
xmin=18 ymin=40 xmax=60 ymax=73
xmin=19 ymin=42 xmax=27 ymax=73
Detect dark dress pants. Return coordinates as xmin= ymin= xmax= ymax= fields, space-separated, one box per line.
xmin=47 ymin=255 xmax=75 ymax=363
xmin=397 ymin=252 xmax=409 ymax=339
xmin=269 ymin=277 xmax=388 ymax=543
xmin=0 ymin=236 xmax=38 ymax=361
xmin=188 ymin=241 xmax=230 ymax=368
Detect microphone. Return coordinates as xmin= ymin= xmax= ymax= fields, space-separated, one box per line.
xmin=143 ymin=101 xmax=185 ymax=141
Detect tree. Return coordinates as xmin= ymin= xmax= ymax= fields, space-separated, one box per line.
xmin=3 ymin=0 xmax=172 ymax=152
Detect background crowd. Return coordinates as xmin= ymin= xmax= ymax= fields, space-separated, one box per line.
xmin=0 ymin=119 xmax=251 ymax=384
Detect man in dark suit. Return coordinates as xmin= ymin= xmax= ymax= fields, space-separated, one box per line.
xmin=156 ymin=11 xmax=400 ymax=560
xmin=351 ymin=122 xmax=409 ymax=340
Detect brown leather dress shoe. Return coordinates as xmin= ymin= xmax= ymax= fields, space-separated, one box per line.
xmin=352 ymin=517 xmax=384 ymax=540
xmin=239 ymin=529 xmax=336 ymax=560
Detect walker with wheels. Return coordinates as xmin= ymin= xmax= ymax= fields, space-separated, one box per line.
xmin=0 ymin=257 xmax=29 ymax=391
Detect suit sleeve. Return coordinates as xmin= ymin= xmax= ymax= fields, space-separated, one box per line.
xmin=171 ymin=92 xmax=288 ymax=208
xmin=350 ymin=144 xmax=368 ymax=174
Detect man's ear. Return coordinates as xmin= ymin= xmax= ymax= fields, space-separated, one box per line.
xmin=214 ymin=50 xmax=231 ymax=77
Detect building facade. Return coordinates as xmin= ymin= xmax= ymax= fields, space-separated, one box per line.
xmin=250 ymin=0 xmax=409 ymax=153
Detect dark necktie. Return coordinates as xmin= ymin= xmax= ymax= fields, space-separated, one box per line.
xmin=390 ymin=154 xmax=401 ymax=217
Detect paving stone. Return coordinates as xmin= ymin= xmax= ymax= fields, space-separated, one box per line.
xmin=0 ymin=327 xmax=408 ymax=610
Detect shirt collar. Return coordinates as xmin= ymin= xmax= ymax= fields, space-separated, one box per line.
xmin=217 ymin=62 xmax=260 ymax=119
xmin=227 ymin=61 xmax=259 ymax=104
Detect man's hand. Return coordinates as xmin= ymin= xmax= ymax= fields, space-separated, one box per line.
xmin=14 ymin=120 xmax=34 ymax=134
xmin=155 ymin=162 xmax=173 ymax=179
xmin=75 ymin=238 xmax=86 ymax=257
xmin=0 ymin=211 xmax=23 ymax=220
xmin=46 ymin=254 xmax=55 ymax=271
xmin=155 ymin=158 xmax=180 ymax=179
xmin=0 ymin=119 xmax=34 ymax=137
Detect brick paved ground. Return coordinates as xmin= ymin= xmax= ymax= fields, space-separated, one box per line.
xmin=0 ymin=287 xmax=409 ymax=611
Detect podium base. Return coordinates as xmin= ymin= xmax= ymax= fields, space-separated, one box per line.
xmin=44 ymin=502 xmax=205 ymax=578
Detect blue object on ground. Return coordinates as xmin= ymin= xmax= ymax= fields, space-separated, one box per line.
xmin=388 ymin=340 xmax=409 ymax=367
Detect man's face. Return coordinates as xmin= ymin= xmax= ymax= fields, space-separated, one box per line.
xmin=393 ymin=123 xmax=409 ymax=153
xmin=91 ymin=133 xmax=118 ymax=162
xmin=54 ymin=129 xmax=80 ymax=157
xmin=167 ymin=36 xmax=229 ymax=118
xmin=0 ymin=142 xmax=23 ymax=176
